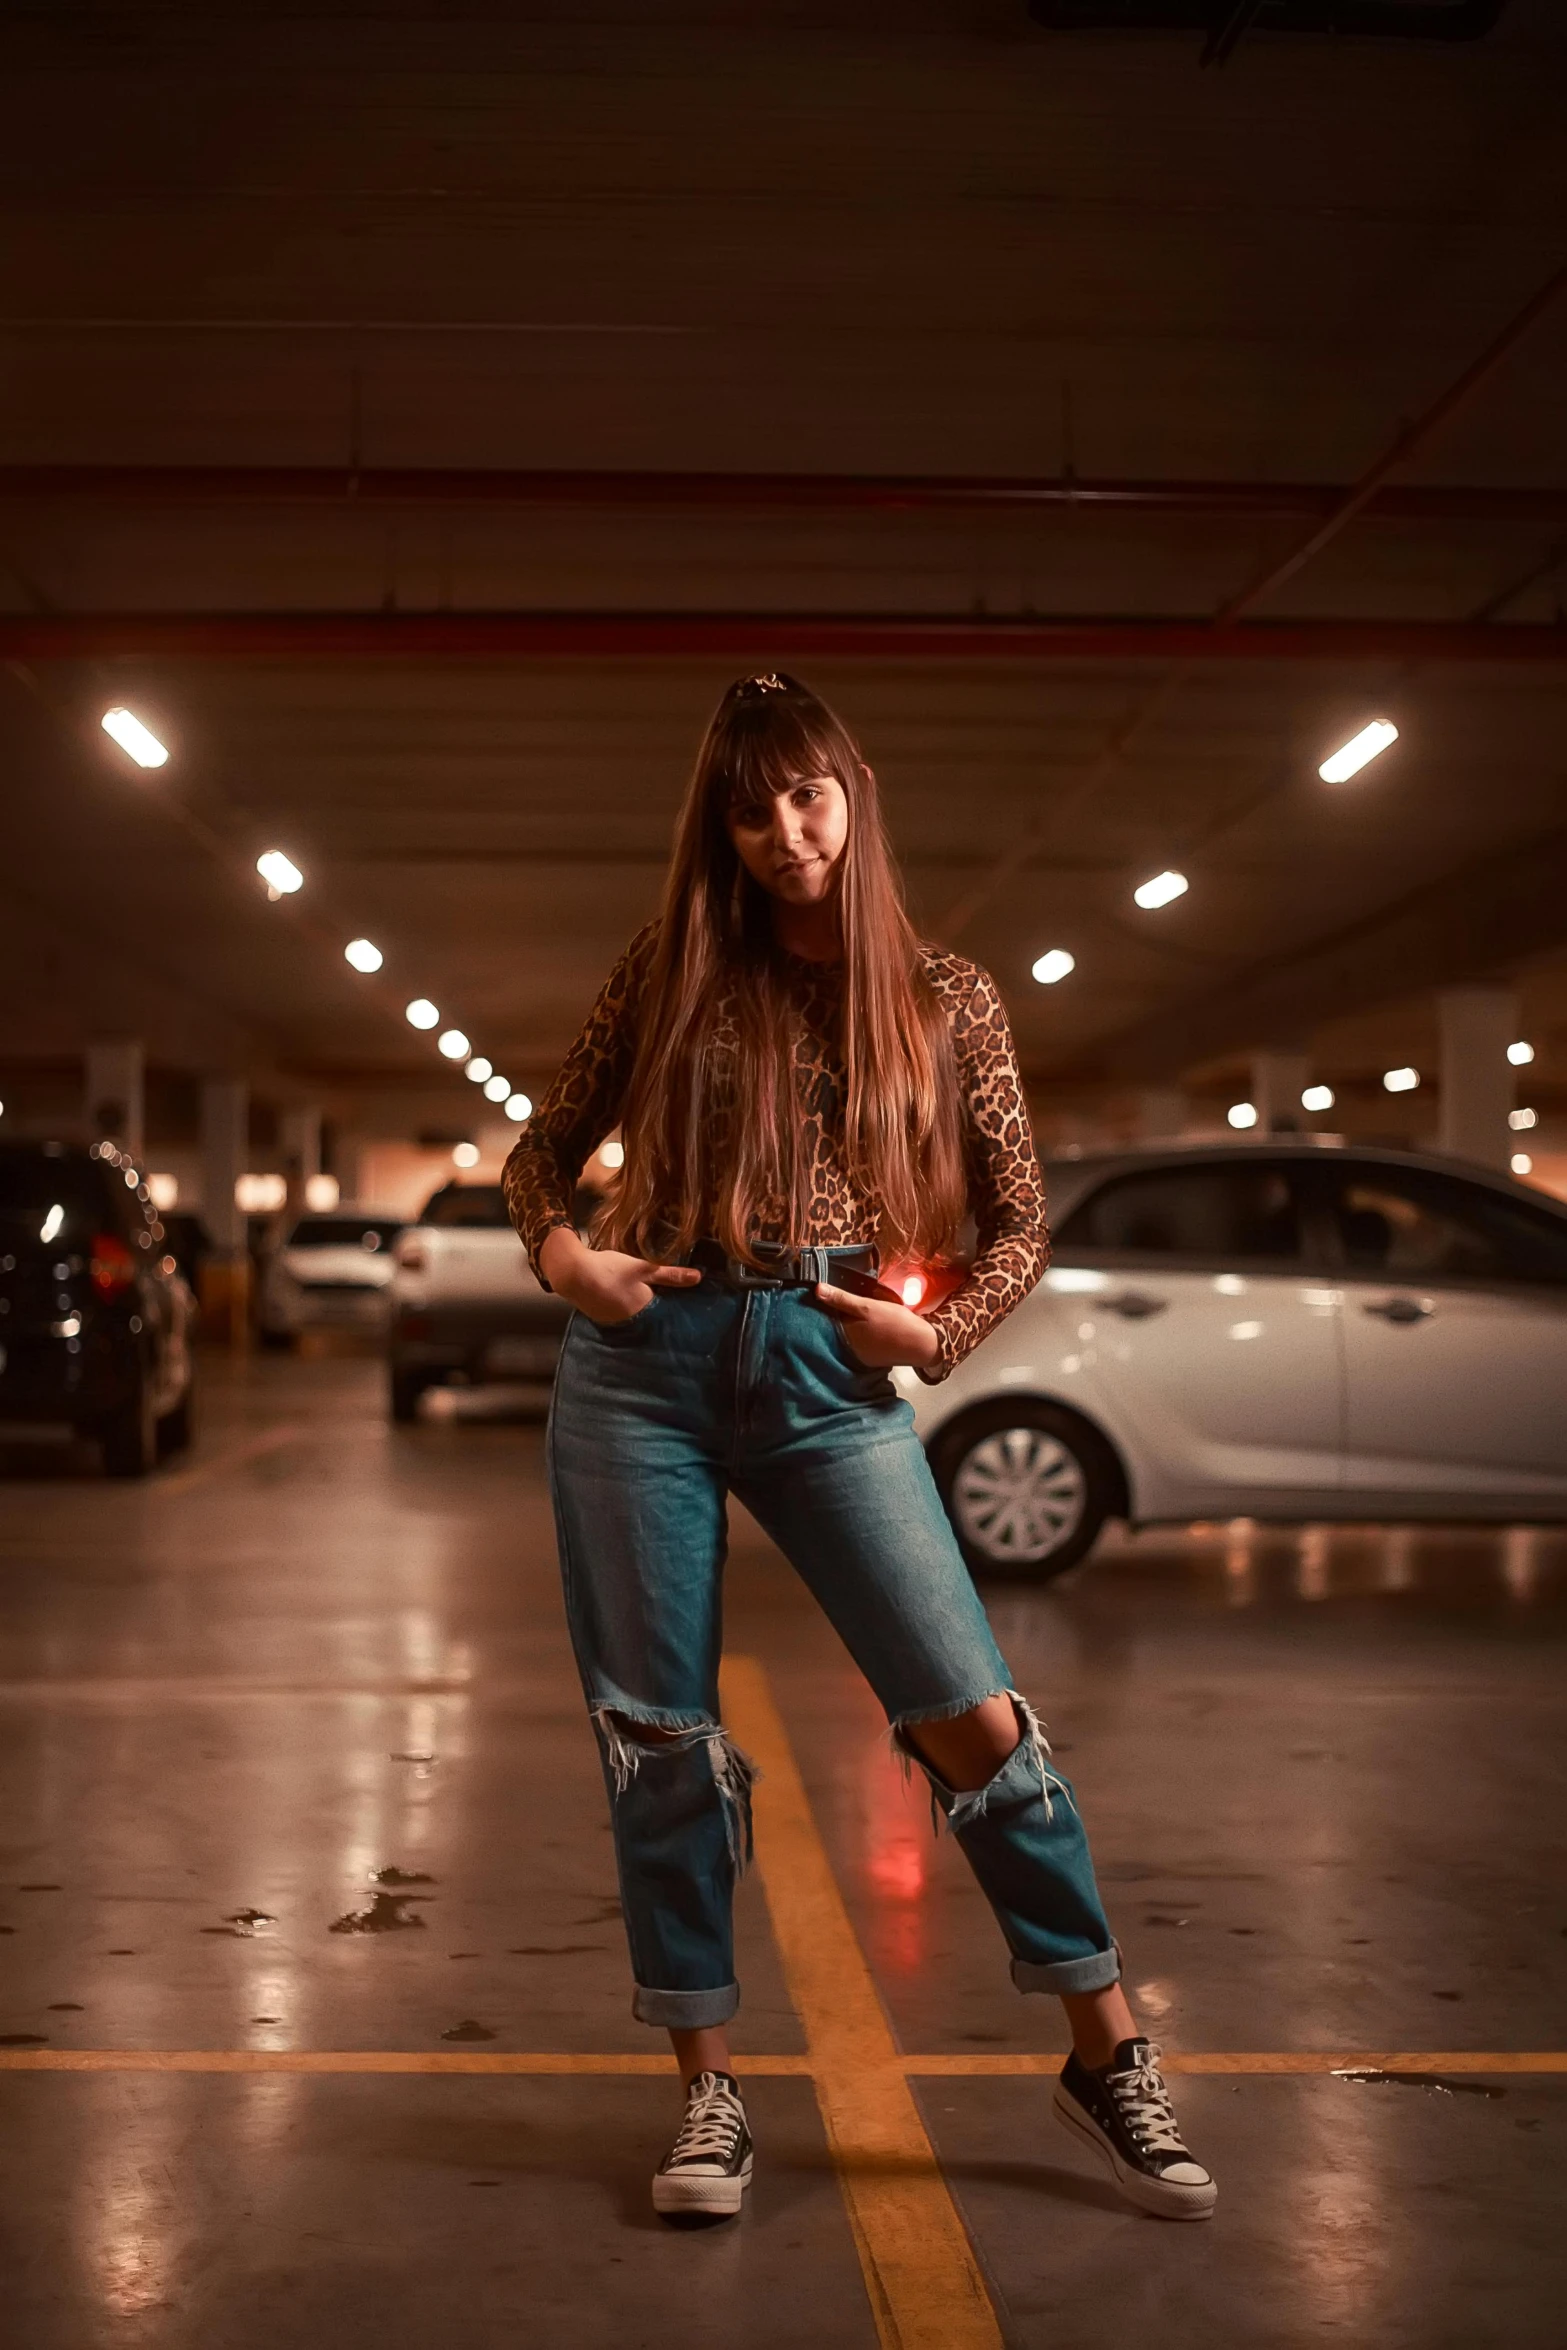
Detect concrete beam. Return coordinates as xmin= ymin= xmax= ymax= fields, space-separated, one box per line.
xmin=1079 ymin=825 xmax=1567 ymax=1086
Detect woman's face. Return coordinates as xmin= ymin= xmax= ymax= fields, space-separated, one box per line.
xmin=725 ymin=772 xmax=850 ymax=905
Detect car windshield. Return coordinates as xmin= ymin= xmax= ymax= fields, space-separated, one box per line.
xmin=420 ymin=1184 xmax=511 ymax=1229
xmin=285 ymin=1218 xmax=403 ymax=1251
xmin=0 ymin=1150 xmax=118 ymax=1239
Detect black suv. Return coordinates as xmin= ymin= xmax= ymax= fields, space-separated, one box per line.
xmin=0 ymin=1140 xmax=197 ymax=1475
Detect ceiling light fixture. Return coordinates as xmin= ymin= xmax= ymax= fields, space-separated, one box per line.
xmin=1383 ymin=1066 xmax=1420 ymax=1094
xmin=505 ymin=1093 xmax=533 ymax=1123
xmin=1318 ymin=719 xmax=1398 ymax=783
xmin=1507 ymin=1040 xmax=1535 ymax=1066
xmin=1133 ymin=870 xmax=1188 ymax=911
xmin=452 ymin=1142 xmax=480 ymax=1169
xmin=437 ymin=1029 xmax=470 ymax=1061
xmin=1031 ymin=948 xmax=1076 ymax=986
xmin=256 ymin=850 xmax=303 ymax=897
xmin=405 ymin=998 xmax=440 ymax=1030
xmin=1511 ymin=1153 xmax=1533 ymax=1177
xmin=483 ymin=1074 xmax=510 ymax=1103
xmin=1227 ymin=1102 xmax=1259 ymax=1130
xmin=344 ymin=938 xmax=383 ymax=973
xmin=101 ymin=707 xmax=169 ymax=768
xmin=1301 ymin=1084 xmax=1335 ymax=1113
xmin=1509 ymin=1107 xmax=1537 ymax=1132
xmin=465 ymin=1056 xmax=493 ymax=1083
xmin=599 ymin=1140 xmax=625 ymax=1171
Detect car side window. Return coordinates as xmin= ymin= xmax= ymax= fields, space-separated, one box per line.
xmin=1324 ymin=1167 xmax=1567 ymax=1288
xmin=1052 ymin=1163 xmax=1305 ymax=1265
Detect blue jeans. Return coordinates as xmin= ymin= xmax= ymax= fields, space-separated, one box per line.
xmin=546 ymin=1275 xmax=1119 ymax=2028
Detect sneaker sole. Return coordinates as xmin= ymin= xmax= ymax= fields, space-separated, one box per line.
xmin=1052 ymin=2085 xmax=1217 ymax=2221
xmin=652 ymin=2153 xmax=754 ymax=2219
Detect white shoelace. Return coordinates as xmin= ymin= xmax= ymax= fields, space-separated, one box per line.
xmin=669 ymin=2074 xmax=745 ymax=2167
xmin=1108 ymin=2044 xmax=1188 ymax=2159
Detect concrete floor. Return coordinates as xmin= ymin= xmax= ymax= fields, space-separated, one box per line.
xmin=1 ymin=1351 xmax=1563 ymax=2349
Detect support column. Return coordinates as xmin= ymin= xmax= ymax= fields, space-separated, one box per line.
xmin=85 ymin=1039 xmax=144 ymax=1159
xmin=200 ymin=1077 xmax=249 ymax=1342
xmin=1250 ymin=1049 xmax=1309 ymax=1136
xmin=280 ymin=1105 xmax=323 ymax=1207
xmin=1438 ymin=986 xmax=1517 ymax=1170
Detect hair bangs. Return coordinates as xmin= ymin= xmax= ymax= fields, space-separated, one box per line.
xmin=711 ymin=683 xmax=856 ymax=811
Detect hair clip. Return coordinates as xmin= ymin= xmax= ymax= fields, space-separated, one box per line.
xmin=740 ymin=672 xmax=787 ymax=694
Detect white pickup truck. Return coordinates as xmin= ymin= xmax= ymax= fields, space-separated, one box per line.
xmin=386 ymin=1181 xmax=572 ymax=1421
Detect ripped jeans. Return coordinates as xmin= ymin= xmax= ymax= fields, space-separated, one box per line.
xmin=546 ymin=1275 xmax=1118 ymax=2029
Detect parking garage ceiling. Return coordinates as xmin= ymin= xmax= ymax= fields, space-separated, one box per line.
xmin=2 ymin=1 xmax=1565 ymax=1134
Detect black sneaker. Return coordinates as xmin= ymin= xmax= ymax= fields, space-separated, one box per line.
xmin=652 ymin=2070 xmax=754 ymax=2219
xmin=1054 ymin=2038 xmax=1217 ymax=2220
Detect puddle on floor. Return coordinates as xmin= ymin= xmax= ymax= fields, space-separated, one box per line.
xmin=330 ymin=1891 xmax=430 ymax=1934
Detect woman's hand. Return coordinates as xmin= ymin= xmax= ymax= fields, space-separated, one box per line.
xmin=812 ymin=1281 xmax=941 ymax=1372
xmin=539 ymin=1226 xmax=702 ymax=1324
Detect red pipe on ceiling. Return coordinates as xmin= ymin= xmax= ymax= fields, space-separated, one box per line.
xmin=0 ymin=464 xmax=1561 ymax=526
xmin=3 ymin=612 xmax=1563 ymax=661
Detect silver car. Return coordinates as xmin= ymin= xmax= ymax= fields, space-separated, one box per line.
xmin=899 ymin=1141 xmax=1567 ymax=1580
xmin=258 ymin=1208 xmax=404 ymax=1344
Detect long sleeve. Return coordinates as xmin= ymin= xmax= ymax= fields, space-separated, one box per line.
xmin=919 ymin=964 xmax=1050 ymax=1381
xmin=502 ymin=923 xmax=658 ymax=1281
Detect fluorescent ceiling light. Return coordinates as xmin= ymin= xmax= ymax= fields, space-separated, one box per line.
xmin=1507 ymin=1040 xmax=1534 ymax=1066
xmin=344 ymin=938 xmax=383 ymax=974
xmin=405 ymin=999 xmax=440 ymax=1030
xmin=1031 ymin=948 xmax=1076 ymax=986
xmin=1227 ymin=1101 xmax=1258 ymax=1130
xmin=437 ymin=1029 xmax=471 ymax=1061
xmin=101 ymin=706 xmax=169 ymax=768
xmin=483 ymin=1074 xmax=510 ymax=1102
xmin=465 ymin=1056 xmax=493 ymax=1084
xmin=1511 ymin=1153 xmax=1533 ymax=1177
xmin=599 ymin=1140 xmax=626 ymax=1170
xmin=505 ymin=1092 xmax=532 ymax=1122
xmin=1301 ymin=1084 xmax=1335 ymax=1113
xmin=452 ymin=1142 xmax=480 ymax=1168
xmin=256 ymin=850 xmax=303 ymax=896
xmin=1509 ymin=1107 xmax=1536 ymax=1131
xmin=1133 ymin=870 xmax=1188 ymax=911
xmin=1383 ymin=1066 xmax=1419 ymax=1094
xmin=40 ymin=1202 xmax=64 ymax=1244
xmin=1318 ymin=719 xmax=1398 ymax=784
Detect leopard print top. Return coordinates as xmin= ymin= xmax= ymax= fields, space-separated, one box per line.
xmin=501 ymin=922 xmax=1049 ymax=1380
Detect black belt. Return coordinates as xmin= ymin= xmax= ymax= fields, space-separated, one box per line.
xmin=685 ymin=1238 xmax=879 ymax=1290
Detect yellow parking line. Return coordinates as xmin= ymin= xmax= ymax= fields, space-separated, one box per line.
xmin=721 ymin=1654 xmax=1003 ymax=2350
xmin=153 ymin=1422 xmax=308 ymax=1497
xmin=2 ymin=2048 xmax=1560 ymax=2077
xmin=901 ymin=2051 xmax=1567 ymax=2076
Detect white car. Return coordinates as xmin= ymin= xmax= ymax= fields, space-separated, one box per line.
xmin=902 ymin=1141 xmax=1567 ymax=1579
xmin=258 ymin=1208 xmax=404 ymax=1343
xmin=387 ymin=1180 xmax=572 ymax=1421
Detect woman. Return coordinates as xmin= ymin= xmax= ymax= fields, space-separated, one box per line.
xmin=503 ymin=673 xmax=1215 ymax=2225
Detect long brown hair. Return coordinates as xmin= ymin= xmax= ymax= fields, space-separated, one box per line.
xmin=602 ymin=673 xmax=967 ymax=1267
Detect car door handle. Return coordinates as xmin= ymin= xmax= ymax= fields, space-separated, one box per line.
xmin=1101 ymin=1291 xmax=1170 ymax=1320
xmin=1363 ymin=1296 xmax=1432 ymax=1325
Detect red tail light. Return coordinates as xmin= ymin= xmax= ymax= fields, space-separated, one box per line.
xmin=90 ymin=1234 xmax=137 ymax=1296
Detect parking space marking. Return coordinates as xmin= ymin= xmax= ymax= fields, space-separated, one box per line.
xmin=721 ymin=1653 xmax=1004 ymax=2350
xmin=2 ymin=2049 xmax=1561 ymax=2076
xmin=152 ymin=1422 xmax=309 ymax=1496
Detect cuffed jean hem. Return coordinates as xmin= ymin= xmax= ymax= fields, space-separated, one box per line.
xmin=631 ymin=1981 xmax=741 ymax=2029
xmin=1010 ymin=1947 xmax=1121 ymax=1996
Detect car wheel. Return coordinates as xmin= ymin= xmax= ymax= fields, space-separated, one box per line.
xmin=156 ymin=1382 xmax=196 ymax=1458
xmin=390 ymin=1368 xmax=429 ymax=1424
xmin=930 ymin=1400 xmax=1117 ymax=1580
xmin=98 ymin=1383 xmax=158 ymax=1478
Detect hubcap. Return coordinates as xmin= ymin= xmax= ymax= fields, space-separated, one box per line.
xmin=951 ymin=1426 xmax=1087 ymax=1564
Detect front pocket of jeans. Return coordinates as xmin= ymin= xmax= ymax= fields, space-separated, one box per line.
xmin=587 ymin=1297 xmax=660 ymax=1345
